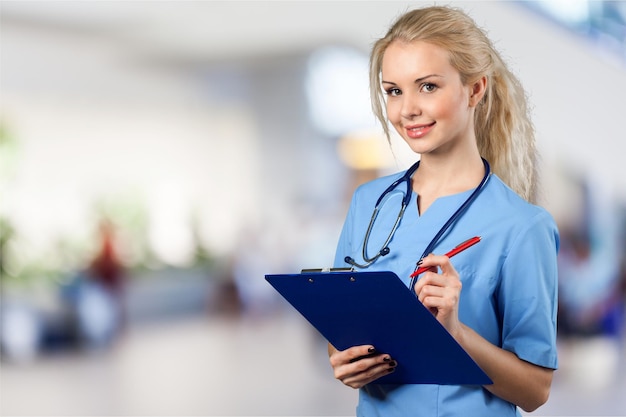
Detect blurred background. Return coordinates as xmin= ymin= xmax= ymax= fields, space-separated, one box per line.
xmin=1 ymin=1 xmax=625 ymax=415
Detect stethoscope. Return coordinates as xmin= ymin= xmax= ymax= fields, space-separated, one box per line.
xmin=344 ymin=158 xmax=491 ymax=272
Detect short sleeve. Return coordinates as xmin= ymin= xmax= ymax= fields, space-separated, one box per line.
xmin=498 ymin=210 xmax=560 ymax=369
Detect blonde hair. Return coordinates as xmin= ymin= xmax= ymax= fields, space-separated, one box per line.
xmin=370 ymin=6 xmax=538 ymax=202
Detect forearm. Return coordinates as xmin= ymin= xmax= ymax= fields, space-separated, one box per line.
xmin=454 ymin=324 xmax=553 ymax=412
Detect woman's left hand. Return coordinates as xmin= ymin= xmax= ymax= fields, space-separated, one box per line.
xmin=412 ymin=254 xmax=463 ymax=338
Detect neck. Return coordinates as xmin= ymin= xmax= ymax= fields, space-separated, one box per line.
xmin=413 ymin=152 xmax=485 ymax=197
xmin=412 ymin=153 xmax=485 ymax=215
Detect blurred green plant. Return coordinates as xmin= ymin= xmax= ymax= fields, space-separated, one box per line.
xmin=0 ymin=216 xmax=68 ymax=289
xmin=0 ymin=120 xmax=19 ymax=180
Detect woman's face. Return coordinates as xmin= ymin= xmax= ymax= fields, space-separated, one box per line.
xmin=381 ymin=40 xmax=480 ymax=156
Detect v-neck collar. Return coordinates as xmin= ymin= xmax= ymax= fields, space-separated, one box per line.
xmin=407 ymin=188 xmax=475 ymax=223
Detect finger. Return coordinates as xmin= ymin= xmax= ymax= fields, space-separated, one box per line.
xmin=347 ymin=345 xmax=377 ymax=363
xmin=437 ymin=255 xmax=458 ymax=275
xmin=420 ymin=291 xmax=444 ymax=309
xmin=340 ymin=359 xmax=398 ymax=389
xmin=413 ymin=270 xmax=441 ymax=297
xmin=343 ymin=365 xmax=396 ymax=388
xmin=421 ymin=283 xmax=461 ymax=317
xmin=330 ymin=345 xmax=376 ymax=367
xmin=418 ymin=253 xmax=446 ymax=269
xmin=334 ymin=353 xmax=393 ymax=382
xmin=349 ymin=347 xmax=380 ymax=363
xmin=417 ymin=282 xmax=445 ymax=303
xmin=412 ymin=254 xmax=442 ymax=290
xmin=345 ymin=352 xmax=392 ymax=377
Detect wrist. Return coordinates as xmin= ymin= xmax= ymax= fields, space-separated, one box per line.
xmin=451 ymin=322 xmax=469 ymax=346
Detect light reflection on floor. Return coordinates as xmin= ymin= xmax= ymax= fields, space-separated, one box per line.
xmin=1 ymin=311 xmax=625 ymax=416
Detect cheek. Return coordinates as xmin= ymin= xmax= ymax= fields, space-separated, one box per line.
xmin=386 ymin=101 xmax=403 ymax=125
xmin=432 ymin=94 xmax=467 ymax=121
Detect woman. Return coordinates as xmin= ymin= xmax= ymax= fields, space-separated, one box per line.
xmin=329 ymin=6 xmax=558 ymax=416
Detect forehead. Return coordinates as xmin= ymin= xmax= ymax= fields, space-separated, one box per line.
xmin=381 ymin=40 xmax=455 ymax=79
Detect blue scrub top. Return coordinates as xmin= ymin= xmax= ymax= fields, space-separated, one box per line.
xmin=333 ymin=170 xmax=559 ymax=417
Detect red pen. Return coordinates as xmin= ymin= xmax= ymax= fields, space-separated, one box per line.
xmin=410 ymin=236 xmax=481 ymax=278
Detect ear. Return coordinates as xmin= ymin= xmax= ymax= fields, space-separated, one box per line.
xmin=468 ymin=76 xmax=487 ymax=108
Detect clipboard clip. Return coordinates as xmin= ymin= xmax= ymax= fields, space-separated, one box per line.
xmin=300 ymin=267 xmax=355 ymax=273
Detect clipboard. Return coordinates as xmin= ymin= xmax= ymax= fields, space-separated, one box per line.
xmin=265 ymin=270 xmax=492 ymax=385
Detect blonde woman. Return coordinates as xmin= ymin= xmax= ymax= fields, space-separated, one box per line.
xmin=329 ymin=6 xmax=558 ymax=416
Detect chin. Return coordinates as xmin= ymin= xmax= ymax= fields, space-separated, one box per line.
xmin=405 ymin=144 xmax=431 ymax=155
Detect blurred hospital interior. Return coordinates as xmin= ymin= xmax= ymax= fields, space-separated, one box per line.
xmin=1 ymin=1 xmax=625 ymax=415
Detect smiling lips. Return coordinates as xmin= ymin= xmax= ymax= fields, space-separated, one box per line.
xmin=405 ymin=122 xmax=435 ymax=139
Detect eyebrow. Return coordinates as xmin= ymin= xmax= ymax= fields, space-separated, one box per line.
xmin=382 ymin=74 xmax=443 ymax=85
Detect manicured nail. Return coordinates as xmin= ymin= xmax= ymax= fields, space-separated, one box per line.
xmin=388 ymin=360 xmax=397 ymax=368
xmin=383 ymin=356 xmax=391 ymax=362
xmin=368 ymin=347 xmax=376 ymax=353
xmin=387 ymin=367 xmax=395 ymax=373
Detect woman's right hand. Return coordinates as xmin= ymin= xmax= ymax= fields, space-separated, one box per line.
xmin=328 ymin=344 xmax=397 ymax=389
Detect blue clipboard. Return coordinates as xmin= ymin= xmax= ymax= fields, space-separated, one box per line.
xmin=265 ymin=270 xmax=492 ymax=385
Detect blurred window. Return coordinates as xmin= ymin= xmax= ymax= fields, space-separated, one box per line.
xmin=305 ymin=46 xmax=375 ymax=137
xmin=520 ymin=1 xmax=626 ymax=65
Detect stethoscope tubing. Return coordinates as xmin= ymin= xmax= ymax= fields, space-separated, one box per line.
xmin=345 ymin=158 xmax=491 ymax=279
xmin=345 ymin=162 xmax=419 ymax=268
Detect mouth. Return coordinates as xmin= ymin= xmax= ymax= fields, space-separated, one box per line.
xmin=405 ymin=122 xmax=435 ymax=139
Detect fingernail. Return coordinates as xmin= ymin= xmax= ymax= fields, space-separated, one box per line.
xmin=389 ymin=360 xmax=397 ymax=368
xmin=368 ymin=347 xmax=376 ymax=353
xmin=387 ymin=367 xmax=395 ymax=373
xmin=383 ymin=356 xmax=391 ymax=362
xmin=416 ymin=259 xmax=423 ymax=266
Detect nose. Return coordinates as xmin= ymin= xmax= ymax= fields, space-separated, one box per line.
xmin=400 ymin=93 xmax=422 ymax=119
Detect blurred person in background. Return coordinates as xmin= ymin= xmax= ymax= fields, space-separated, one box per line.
xmin=69 ymin=218 xmax=126 ymax=348
xmin=558 ymin=228 xmax=623 ymax=339
xmin=89 ymin=219 xmax=126 ymax=317
xmin=556 ymin=179 xmax=625 ymax=389
xmin=328 ymin=6 xmax=558 ymax=416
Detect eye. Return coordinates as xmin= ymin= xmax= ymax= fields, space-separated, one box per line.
xmin=385 ymin=87 xmax=402 ymax=97
xmin=420 ymin=82 xmax=437 ymax=93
